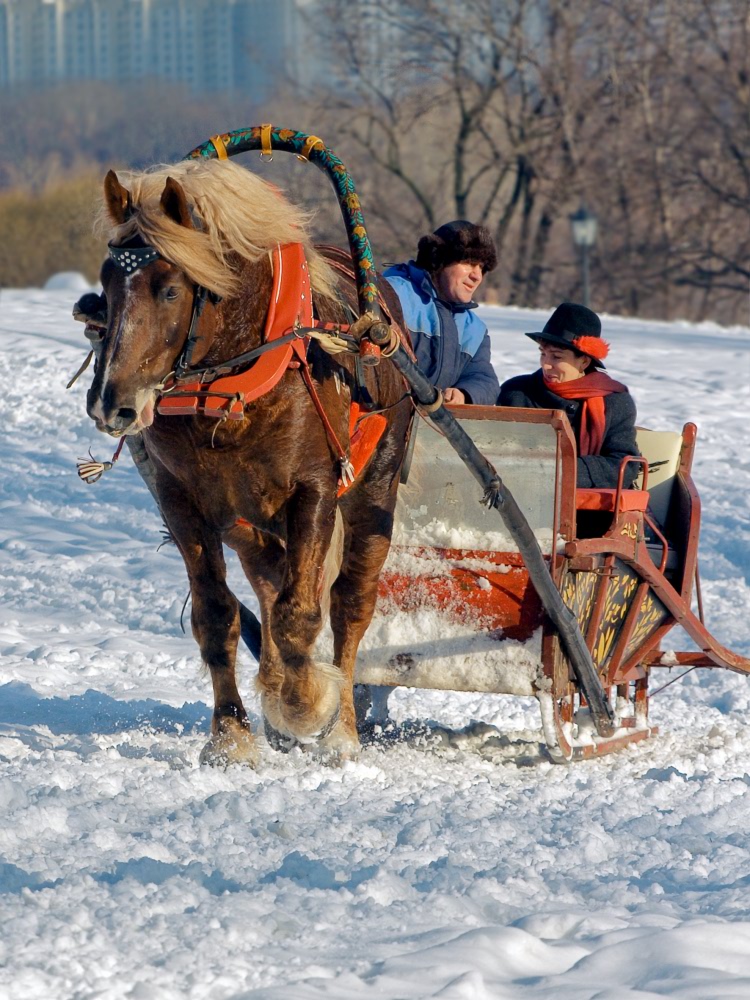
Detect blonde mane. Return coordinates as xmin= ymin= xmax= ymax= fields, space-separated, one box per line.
xmin=97 ymin=158 xmax=339 ymax=301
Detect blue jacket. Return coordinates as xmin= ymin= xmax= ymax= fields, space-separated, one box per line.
xmin=383 ymin=262 xmax=500 ymax=405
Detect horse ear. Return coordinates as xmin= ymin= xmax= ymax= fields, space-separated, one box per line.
xmin=104 ymin=169 xmax=132 ymax=225
xmin=160 ymin=176 xmax=194 ymax=229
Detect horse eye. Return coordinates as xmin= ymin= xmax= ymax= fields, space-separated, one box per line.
xmin=164 ymin=286 xmax=180 ymax=301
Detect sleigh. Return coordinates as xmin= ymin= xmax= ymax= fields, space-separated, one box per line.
xmin=353 ymin=406 xmax=750 ymax=761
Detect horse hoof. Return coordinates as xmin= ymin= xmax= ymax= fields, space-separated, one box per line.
xmin=279 ymin=661 xmax=342 ymax=744
xmin=199 ymin=717 xmax=259 ymax=768
xmin=317 ymin=717 xmax=361 ymax=763
xmin=263 ymin=717 xmax=301 ymax=754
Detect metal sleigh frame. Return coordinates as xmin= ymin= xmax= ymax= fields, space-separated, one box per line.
xmin=181 ymin=126 xmax=749 ymax=761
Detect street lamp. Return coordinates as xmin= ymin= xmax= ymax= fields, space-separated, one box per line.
xmin=569 ymin=204 xmax=598 ymax=308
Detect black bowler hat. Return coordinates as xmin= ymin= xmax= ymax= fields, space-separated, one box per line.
xmin=525 ymin=302 xmax=608 ymax=368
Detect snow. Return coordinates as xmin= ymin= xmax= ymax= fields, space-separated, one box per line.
xmin=43 ymin=272 xmax=96 ymax=292
xmin=1 ymin=289 xmax=750 ymax=999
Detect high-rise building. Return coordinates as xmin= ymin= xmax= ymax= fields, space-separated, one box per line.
xmin=0 ymin=0 xmax=314 ymax=98
xmin=0 ymin=4 xmax=7 ymax=86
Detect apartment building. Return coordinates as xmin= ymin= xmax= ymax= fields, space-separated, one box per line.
xmin=0 ymin=0 xmax=312 ymax=97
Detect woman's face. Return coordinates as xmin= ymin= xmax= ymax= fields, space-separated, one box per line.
xmin=538 ymin=341 xmax=590 ymax=383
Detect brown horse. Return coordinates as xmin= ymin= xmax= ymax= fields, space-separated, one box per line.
xmin=86 ymin=158 xmax=412 ymax=765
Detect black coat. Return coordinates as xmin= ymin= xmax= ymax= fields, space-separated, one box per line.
xmin=497 ymin=370 xmax=640 ymax=488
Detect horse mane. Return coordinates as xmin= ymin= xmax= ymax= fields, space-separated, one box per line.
xmin=96 ymin=158 xmax=339 ymax=302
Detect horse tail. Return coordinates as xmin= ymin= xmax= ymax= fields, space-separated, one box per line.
xmin=320 ymin=506 xmax=345 ymax=625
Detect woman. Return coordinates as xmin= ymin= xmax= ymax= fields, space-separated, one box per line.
xmin=497 ymin=302 xmax=639 ymax=489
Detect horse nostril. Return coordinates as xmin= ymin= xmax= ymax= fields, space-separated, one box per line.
xmin=113 ymin=408 xmax=138 ymax=430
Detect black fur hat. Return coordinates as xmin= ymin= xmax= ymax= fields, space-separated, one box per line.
xmin=415 ymin=220 xmax=498 ymax=274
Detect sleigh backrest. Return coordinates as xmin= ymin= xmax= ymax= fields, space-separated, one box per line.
xmin=635 ymin=427 xmax=684 ymax=527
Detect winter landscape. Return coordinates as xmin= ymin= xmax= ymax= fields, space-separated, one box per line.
xmin=1 ymin=289 xmax=749 ymax=999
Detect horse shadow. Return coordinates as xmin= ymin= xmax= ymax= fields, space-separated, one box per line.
xmin=359 ymin=715 xmax=548 ymax=767
xmin=0 ymin=681 xmax=210 ymax=741
xmin=0 ymin=681 xmax=544 ymax=766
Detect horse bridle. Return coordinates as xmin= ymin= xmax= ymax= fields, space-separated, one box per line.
xmin=108 ymin=242 xmax=221 ymax=380
xmin=107 ymin=242 xmax=328 ymax=386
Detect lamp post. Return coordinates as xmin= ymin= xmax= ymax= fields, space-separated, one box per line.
xmin=569 ymin=204 xmax=598 ymax=308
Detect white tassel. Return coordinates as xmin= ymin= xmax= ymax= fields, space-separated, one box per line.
xmin=77 ymin=439 xmax=126 ymax=484
xmin=77 ymin=458 xmax=114 ymax=484
xmin=339 ymin=457 xmax=356 ymax=488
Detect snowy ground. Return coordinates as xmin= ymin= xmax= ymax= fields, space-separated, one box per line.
xmin=1 ymin=290 xmax=750 ymax=999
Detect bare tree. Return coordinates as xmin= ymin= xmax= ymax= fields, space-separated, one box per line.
xmin=308 ymin=0 xmax=616 ymax=306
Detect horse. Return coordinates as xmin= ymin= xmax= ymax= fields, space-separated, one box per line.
xmin=86 ymin=157 xmax=412 ymax=765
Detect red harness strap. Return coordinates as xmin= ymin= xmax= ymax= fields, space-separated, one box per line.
xmin=157 ymin=243 xmax=312 ymax=419
xmin=155 ymin=241 xmax=391 ymax=494
xmin=337 ymin=404 xmax=387 ymax=498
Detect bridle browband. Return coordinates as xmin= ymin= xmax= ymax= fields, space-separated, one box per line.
xmin=108 ymin=244 xmax=160 ymax=272
xmin=107 ymin=241 xmax=222 ymax=379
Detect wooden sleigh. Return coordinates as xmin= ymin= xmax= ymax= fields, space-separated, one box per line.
xmin=354 ymin=406 xmax=750 ymax=762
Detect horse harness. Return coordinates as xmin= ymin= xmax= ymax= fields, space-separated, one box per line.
xmin=79 ymin=240 xmax=408 ymax=493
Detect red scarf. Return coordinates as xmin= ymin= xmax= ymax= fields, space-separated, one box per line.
xmin=543 ymin=371 xmax=627 ymax=455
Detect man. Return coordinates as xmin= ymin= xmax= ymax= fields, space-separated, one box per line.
xmin=383 ymin=220 xmax=500 ymax=405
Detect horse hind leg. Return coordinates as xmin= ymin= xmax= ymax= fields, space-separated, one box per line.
xmin=270 ymin=497 xmax=347 ymax=749
xmin=319 ymin=528 xmax=392 ymax=754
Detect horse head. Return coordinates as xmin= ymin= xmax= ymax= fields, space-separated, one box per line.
xmin=87 ymin=170 xmax=218 ymax=436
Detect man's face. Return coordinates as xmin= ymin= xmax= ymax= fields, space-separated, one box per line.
xmin=433 ymin=260 xmax=484 ymax=304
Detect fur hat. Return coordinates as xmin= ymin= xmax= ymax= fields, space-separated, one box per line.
xmin=525 ymin=302 xmax=609 ymax=368
xmin=415 ymin=220 xmax=498 ymax=274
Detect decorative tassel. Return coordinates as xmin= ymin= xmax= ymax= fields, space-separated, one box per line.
xmin=339 ymin=457 xmax=356 ymax=488
xmin=77 ymin=437 xmax=126 ymax=484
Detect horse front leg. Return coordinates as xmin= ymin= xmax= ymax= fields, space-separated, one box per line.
xmin=170 ymin=518 xmax=258 ymax=767
xmin=269 ymin=486 xmax=344 ymax=747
